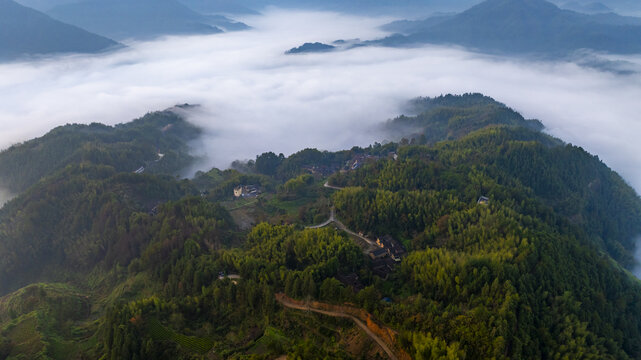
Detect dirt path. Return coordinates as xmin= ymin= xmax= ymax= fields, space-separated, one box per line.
xmin=306 ymin=206 xmax=377 ymax=252
xmin=323 ymin=181 xmax=344 ymax=190
xmin=276 ymin=295 xmax=398 ymax=360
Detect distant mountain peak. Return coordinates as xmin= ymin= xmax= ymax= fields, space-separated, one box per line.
xmin=0 ymin=0 xmax=119 ymax=60
xmin=46 ymin=0 xmax=232 ymax=40
xmin=377 ymin=0 xmax=641 ymax=56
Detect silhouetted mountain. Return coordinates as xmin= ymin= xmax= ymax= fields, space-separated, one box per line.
xmin=378 ymin=0 xmax=641 ymax=56
xmin=235 ymin=0 xmax=479 ymax=16
xmin=13 ymin=0 xmax=80 ymax=11
xmin=381 ymin=13 xmax=454 ymax=34
xmin=556 ymin=0 xmax=641 ymax=14
xmin=47 ymin=0 xmax=236 ymax=41
xmin=559 ymin=1 xmax=612 ymax=13
xmin=286 ymin=42 xmax=336 ymax=54
xmin=203 ymin=14 xmax=250 ymax=31
xmin=179 ymin=0 xmax=259 ymax=15
xmin=0 ymin=0 xmax=119 ymax=60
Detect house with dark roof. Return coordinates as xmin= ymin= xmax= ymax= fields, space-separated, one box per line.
xmin=369 ymin=248 xmax=388 ymax=260
xmin=371 ymin=257 xmax=396 ymax=278
xmin=233 ymin=185 xmax=260 ymax=198
xmin=376 ymin=235 xmax=407 ymax=262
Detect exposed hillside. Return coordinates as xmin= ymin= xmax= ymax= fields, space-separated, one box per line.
xmin=0 ymin=107 xmax=200 ymax=194
xmin=0 ymin=0 xmax=119 ymax=60
xmin=47 ymin=0 xmax=231 ymax=40
xmin=378 ymin=0 xmax=641 ymax=56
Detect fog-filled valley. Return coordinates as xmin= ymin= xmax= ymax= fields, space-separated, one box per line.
xmin=3 ymin=1 xmax=641 ymax=359
xmin=2 ymin=9 xmax=641 ymax=190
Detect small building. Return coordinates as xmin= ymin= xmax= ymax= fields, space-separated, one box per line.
xmin=233 ymin=185 xmax=260 ymax=198
xmin=371 ymin=257 xmax=396 ymax=278
xmin=376 ymin=235 xmax=407 ymax=262
xmin=369 ymin=248 xmax=388 ymax=260
xmin=477 ymin=196 xmax=490 ymax=205
xmin=149 ymin=205 xmax=159 ymax=216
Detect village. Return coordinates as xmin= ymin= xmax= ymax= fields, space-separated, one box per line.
xmin=222 ymin=150 xmax=491 ymax=287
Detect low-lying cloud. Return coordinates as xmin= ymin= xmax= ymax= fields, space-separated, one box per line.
xmin=0 ymin=188 xmax=13 ymax=208
xmin=1 ymin=9 xmax=641 ymax=197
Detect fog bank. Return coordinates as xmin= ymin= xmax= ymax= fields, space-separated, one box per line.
xmin=0 ymin=188 xmax=13 ymax=208
xmin=1 ymin=10 xmax=641 ymax=195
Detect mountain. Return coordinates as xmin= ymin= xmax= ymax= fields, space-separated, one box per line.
xmin=46 ymin=0 xmax=233 ymax=41
xmin=385 ymin=93 xmax=545 ymax=143
xmin=0 ymin=106 xmax=201 ymax=194
xmin=0 ymin=0 xmax=119 ymax=60
xmin=558 ymin=0 xmax=613 ymax=13
xmin=2 ymin=96 xmax=641 ymax=358
xmin=378 ymin=0 xmax=641 ymax=56
xmin=178 ymin=0 xmax=259 ymax=15
xmin=554 ymin=0 xmax=641 ymax=14
xmin=13 ymin=0 xmax=83 ymax=11
xmin=286 ymin=42 xmax=336 ymax=54
xmin=224 ymin=0 xmax=479 ymax=16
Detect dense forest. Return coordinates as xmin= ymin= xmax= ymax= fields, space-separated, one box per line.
xmin=0 ymin=105 xmax=199 ymax=194
xmin=1 ymin=94 xmax=641 ymax=359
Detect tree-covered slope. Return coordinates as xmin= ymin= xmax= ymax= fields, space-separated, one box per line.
xmin=342 ymin=94 xmax=641 ymax=268
xmin=0 ymin=0 xmax=119 ymax=60
xmin=0 ymin=107 xmax=200 ymax=194
xmin=386 ymin=93 xmax=545 ymax=144
xmin=0 ymin=163 xmax=202 ymax=294
xmin=328 ymin=127 xmax=641 ymax=357
xmin=1 ymin=95 xmax=641 ymax=358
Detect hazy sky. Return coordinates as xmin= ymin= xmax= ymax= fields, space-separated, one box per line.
xmin=1 ymin=9 xmax=641 ymax=196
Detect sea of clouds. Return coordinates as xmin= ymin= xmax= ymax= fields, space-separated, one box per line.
xmin=1 ymin=9 xmax=641 ymax=194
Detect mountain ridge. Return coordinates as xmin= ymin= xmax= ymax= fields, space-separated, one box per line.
xmin=0 ymin=0 xmax=119 ymax=60
xmin=46 ymin=0 xmax=233 ymax=41
xmin=377 ymin=0 xmax=641 ymax=56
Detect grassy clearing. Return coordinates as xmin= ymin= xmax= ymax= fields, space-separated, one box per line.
xmin=266 ymin=197 xmax=312 ymax=215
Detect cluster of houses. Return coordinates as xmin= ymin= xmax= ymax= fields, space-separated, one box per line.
xmin=368 ymin=235 xmax=407 ymax=278
xmin=233 ymin=185 xmax=261 ymax=198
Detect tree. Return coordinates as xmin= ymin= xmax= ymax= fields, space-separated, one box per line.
xmin=255 ymin=152 xmax=284 ymax=176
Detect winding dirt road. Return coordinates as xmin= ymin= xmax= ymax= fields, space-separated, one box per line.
xmin=276 ymin=294 xmax=398 ymax=360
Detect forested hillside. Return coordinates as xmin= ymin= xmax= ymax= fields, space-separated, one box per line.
xmin=0 ymin=107 xmax=199 ymax=194
xmin=1 ymin=94 xmax=640 ymax=359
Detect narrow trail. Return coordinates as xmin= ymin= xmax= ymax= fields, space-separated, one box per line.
xmin=306 ymin=206 xmax=377 ymax=250
xmin=275 ymin=294 xmax=398 ymax=360
xmin=323 ymin=181 xmax=344 ymax=190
